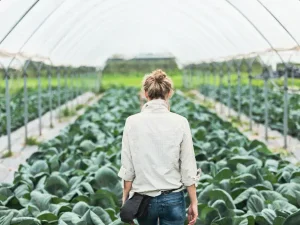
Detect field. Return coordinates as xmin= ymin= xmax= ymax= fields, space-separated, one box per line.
xmin=1 ymin=87 xmax=300 ymax=224
xmin=101 ymin=72 xmax=183 ymax=90
xmin=188 ymin=72 xmax=300 ymax=89
xmin=0 ymin=75 xmax=97 ymax=94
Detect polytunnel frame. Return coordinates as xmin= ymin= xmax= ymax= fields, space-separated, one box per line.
xmin=192 ymin=53 xmax=295 ymax=150
xmin=0 ymin=0 xmax=299 ymax=151
xmin=1 ymin=0 xmax=299 ymax=65
xmin=0 ymin=56 xmax=100 ymax=154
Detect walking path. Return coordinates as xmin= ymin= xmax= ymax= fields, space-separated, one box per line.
xmin=189 ymin=90 xmax=300 ymax=164
xmin=0 ymin=92 xmax=103 ymax=183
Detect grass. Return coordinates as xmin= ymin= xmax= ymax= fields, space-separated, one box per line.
xmin=0 ymin=75 xmax=98 ymax=95
xmin=101 ymin=72 xmax=184 ymax=90
xmin=59 ymin=107 xmax=77 ymax=118
xmin=1 ymin=150 xmax=13 ymax=158
xmin=193 ymin=71 xmax=300 ymax=89
xmin=75 ymin=104 xmax=85 ymax=111
xmin=272 ymin=147 xmax=291 ymax=157
xmin=25 ymin=137 xmax=40 ymax=146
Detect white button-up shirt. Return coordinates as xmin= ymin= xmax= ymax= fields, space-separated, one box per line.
xmin=118 ymin=98 xmax=200 ymax=197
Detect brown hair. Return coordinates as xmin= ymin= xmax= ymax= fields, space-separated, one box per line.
xmin=142 ymin=69 xmax=173 ymax=100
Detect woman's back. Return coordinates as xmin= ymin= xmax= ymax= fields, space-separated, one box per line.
xmin=121 ymin=99 xmax=196 ymax=197
xmin=118 ymin=69 xmax=199 ymax=225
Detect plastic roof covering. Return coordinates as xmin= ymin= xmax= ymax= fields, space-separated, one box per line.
xmin=0 ymin=0 xmax=300 ymax=68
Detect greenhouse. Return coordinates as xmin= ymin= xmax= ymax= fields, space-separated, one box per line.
xmin=0 ymin=0 xmax=300 ymax=224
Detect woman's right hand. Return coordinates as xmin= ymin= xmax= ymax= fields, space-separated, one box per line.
xmin=188 ymin=203 xmax=198 ymax=225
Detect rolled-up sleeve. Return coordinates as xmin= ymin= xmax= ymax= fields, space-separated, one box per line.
xmin=180 ymin=118 xmax=201 ymax=187
xmin=118 ymin=117 xmax=135 ymax=181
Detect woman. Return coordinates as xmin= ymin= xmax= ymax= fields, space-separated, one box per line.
xmin=118 ymin=69 xmax=200 ymax=225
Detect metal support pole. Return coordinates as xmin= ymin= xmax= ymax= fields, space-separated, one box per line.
xmin=48 ymin=68 xmax=53 ymax=128
xmin=37 ymin=67 xmax=42 ymax=135
xmin=80 ymin=73 xmax=84 ymax=104
xmin=197 ymin=68 xmax=201 ymax=89
xmin=219 ymin=66 xmax=224 ymax=113
xmin=283 ymin=66 xmax=290 ymax=148
xmin=212 ymin=64 xmax=217 ymax=94
xmin=4 ymin=69 xmax=12 ymax=153
xmin=23 ymin=71 xmax=28 ymax=143
xmin=97 ymin=70 xmax=101 ymax=93
xmin=263 ymin=67 xmax=269 ymax=141
xmin=71 ymin=70 xmax=75 ymax=108
xmin=247 ymin=63 xmax=253 ymax=131
xmin=76 ymin=72 xmax=80 ymax=104
xmin=183 ymin=69 xmax=187 ymax=89
xmin=204 ymin=66 xmax=208 ymax=95
xmin=190 ymin=67 xmax=193 ymax=89
xmin=64 ymin=69 xmax=68 ymax=109
xmin=210 ymin=65 xmax=214 ymax=96
xmin=57 ymin=68 xmax=61 ymax=118
xmin=236 ymin=62 xmax=242 ymax=119
xmin=226 ymin=62 xmax=232 ymax=117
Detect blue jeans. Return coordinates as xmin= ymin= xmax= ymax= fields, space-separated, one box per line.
xmin=137 ymin=191 xmax=186 ymax=225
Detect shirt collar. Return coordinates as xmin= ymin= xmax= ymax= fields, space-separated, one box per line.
xmin=141 ymin=98 xmax=169 ymax=113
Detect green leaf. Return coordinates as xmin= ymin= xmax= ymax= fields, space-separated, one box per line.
xmin=198 ymin=204 xmax=220 ymax=225
xmin=234 ymin=188 xmax=259 ymax=205
xmin=72 ymin=201 xmax=90 ymax=217
xmin=273 ymin=216 xmax=286 ymax=225
xmin=80 ymin=140 xmax=96 ymax=151
xmin=0 ymin=212 xmax=14 ymax=225
xmin=30 ymin=160 xmax=49 ymax=176
xmin=261 ymin=209 xmax=276 ymax=225
xmin=59 ymin=212 xmax=81 ymax=225
xmin=247 ymin=195 xmax=265 ymax=213
xmin=11 ymin=217 xmax=42 ymax=225
xmin=283 ymin=210 xmax=300 ymax=225
xmin=271 ymin=200 xmax=298 ymax=213
xmin=214 ymin=168 xmax=233 ymax=181
xmin=30 ymin=191 xmax=52 ymax=212
xmin=92 ymin=207 xmax=113 ymax=224
xmin=37 ymin=212 xmax=58 ymax=222
xmin=209 ymin=189 xmax=235 ymax=209
xmin=45 ymin=174 xmax=69 ymax=197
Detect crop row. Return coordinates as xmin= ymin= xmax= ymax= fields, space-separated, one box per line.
xmin=0 ymin=87 xmax=300 ymax=225
xmin=0 ymin=87 xmax=83 ymax=137
xmin=199 ymin=85 xmax=300 ymax=140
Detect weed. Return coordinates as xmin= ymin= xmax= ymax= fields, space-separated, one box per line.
xmin=26 ymin=137 xmax=40 ymax=146
xmin=59 ymin=107 xmax=77 ymax=117
xmin=2 ymin=151 xmax=12 ymax=158
xmin=75 ymin=104 xmax=85 ymax=111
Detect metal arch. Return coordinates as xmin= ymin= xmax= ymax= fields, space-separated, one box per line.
xmin=48 ymin=0 xmax=128 ymax=57
xmin=224 ymin=0 xmax=285 ymax=64
xmin=49 ymin=1 xmax=136 ymax=62
xmin=60 ymin=20 xmax=203 ymax=64
xmin=65 ymin=11 xmax=233 ymax=64
xmin=62 ymin=18 xmax=214 ymax=64
xmin=175 ymin=1 xmax=245 ymax=54
xmin=64 ymin=0 xmax=268 ymax=65
xmin=6 ymin=56 xmax=25 ymax=73
xmin=0 ymin=0 xmax=40 ymax=46
xmin=54 ymin=0 xmax=238 ymax=64
xmin=4 ymin=1 xmax=66 ymax=75
xmin=18 ymin=0 xmax=67 ymax=53
xmin=60 ymin=7 xmax=235 ymax=65
xmin=164 ymin=1 xmax=238 ymax=55
xmin=256 ymin=0 xmax=300 ymax=48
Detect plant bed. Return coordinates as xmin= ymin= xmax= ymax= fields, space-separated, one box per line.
xmin=0 ymin=87 xmax=299 ymax=225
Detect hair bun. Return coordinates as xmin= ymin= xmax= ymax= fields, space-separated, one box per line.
xmin=153 ymin=69 xmax=166 ymax=83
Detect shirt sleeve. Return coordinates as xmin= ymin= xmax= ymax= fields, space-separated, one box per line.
xmin=180 ymin=118 xmax=201 ymax=187
xmin=118 ymin=117 xmax=135 ymax=181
